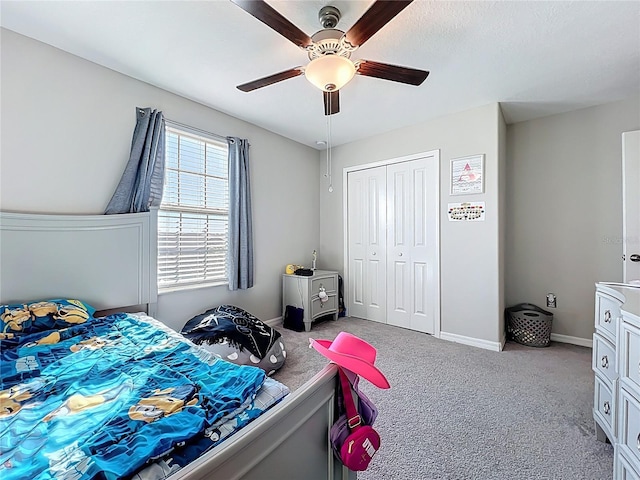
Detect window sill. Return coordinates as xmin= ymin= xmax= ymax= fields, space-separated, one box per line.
xmin=158 ymin=280 xmax=228 ymax=295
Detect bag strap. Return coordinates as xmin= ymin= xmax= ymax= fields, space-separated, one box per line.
xmin=338 ymin=367 xmax=361 ymax=430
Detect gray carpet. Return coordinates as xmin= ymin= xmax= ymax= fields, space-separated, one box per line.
xmin=272 ymin=316 xmax=613 ymax=480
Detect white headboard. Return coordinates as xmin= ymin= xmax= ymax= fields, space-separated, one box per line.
xmin=0 ymin=211 xmax=157 ymax=314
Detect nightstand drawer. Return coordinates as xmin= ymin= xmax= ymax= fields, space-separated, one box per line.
xmin=596 ymin=291 xmax=623 ymax=342
xmin=311 ymin=294 xmax=337 ymax=319
xmin=311 ymin=275 xmax=337 ymax=294
xmin=593 ymin=333 xmax=617 ymax=383
xmin=594 ymin=375 xmax=616 ymax=439
xmin=619 ymin=388 xmax=640 ymax=467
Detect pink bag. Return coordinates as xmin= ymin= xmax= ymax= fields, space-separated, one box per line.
xmin=333 ymin=368 xmax=381 ymax=471
xmin=340 ymin=424 xmax=381 ymax=471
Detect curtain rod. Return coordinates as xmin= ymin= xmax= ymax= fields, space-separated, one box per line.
xmin=164 ymin=118 xmax=228 ymax=143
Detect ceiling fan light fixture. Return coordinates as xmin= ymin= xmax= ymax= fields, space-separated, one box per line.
xmin=305 ymin=55 xmax=355 ymax=92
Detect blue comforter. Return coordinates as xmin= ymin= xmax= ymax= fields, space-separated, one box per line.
xmin=0 ymin=313 xmax=266 ymax=480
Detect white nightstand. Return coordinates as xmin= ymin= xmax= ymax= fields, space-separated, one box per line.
xmin=282 ymin=270 xmax=339 ymax=332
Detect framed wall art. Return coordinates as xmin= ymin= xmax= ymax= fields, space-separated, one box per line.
xmin=450 ymin=154 xmax=484 ymax=195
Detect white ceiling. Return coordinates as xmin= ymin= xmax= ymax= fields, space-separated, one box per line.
xmin=2 ymin=1 xmax=639 ymax=149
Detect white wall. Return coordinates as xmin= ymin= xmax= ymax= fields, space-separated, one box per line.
xmin=7 ymin=25 xmax=634 ymax=342
xmin=1 ymin=28 xmax=320 ymax=330
xmin=318 ymin=103 xmax=504 ymax=345
xmin=506 ymin=97 xmax=640 ymax=340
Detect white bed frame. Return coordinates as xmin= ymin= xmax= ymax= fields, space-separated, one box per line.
xmin=0 ymin=211 xmax=354 ymax=480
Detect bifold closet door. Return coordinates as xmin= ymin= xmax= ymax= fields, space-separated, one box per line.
xmin=347 ymin=167 xmax=387 ymax=323
xmin=386 ymin=158 xmax=438 ymax=334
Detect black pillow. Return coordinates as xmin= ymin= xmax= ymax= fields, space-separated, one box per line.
xmin=181 ymin=305 xmax=281 ymax=360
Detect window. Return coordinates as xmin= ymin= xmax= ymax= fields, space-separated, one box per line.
xmin=158 ymin=124 xmax=229 ymax=291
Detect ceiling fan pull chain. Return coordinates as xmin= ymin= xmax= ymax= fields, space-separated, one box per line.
xmin=328 ymin=109 xmax=332 ymax=180
xmin=325 ymin=114 xmax=330 ymax=178
xmin=327 ymin=103 xmax=333 ymax=193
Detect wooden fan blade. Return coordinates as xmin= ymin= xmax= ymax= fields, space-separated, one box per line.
xmin=231 ymin=0 xmax=313 ymax=48
xmin=323 ymin=90 xmax=340 ymax=116
xmin=237 ymin=67 xmax=304 ymax=92
xmin=344 ymin=1 xmax=413 ymax=48
xmin=356 ymin=60 xmax=429 ymax=86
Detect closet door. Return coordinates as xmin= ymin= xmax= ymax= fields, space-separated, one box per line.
xmin=347 ymin=167 xmax=387 ymax=323
xmin=386 ymin=157 xmax=438 ymax=334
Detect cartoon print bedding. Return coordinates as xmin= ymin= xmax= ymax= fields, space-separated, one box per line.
xmin=0 ymin=309 xmax=289 ymax=480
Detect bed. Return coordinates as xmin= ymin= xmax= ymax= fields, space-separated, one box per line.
xmin=0 ymin=210 xmax=355 ymax=480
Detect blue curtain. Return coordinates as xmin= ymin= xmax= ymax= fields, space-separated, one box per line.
xmin=227 ymin=137 xmax=254 ymax=290
xmin=105 ymin=108 xmax=165 ymax=214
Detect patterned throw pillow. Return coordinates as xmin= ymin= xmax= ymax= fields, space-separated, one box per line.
xmin=181 ymin=305 xmax=287 ymax=375
xmin=0 ymin=299 xmax=95 ymax=335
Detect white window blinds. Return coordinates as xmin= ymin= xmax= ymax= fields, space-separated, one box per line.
xmin=158 ymin=126 xmax=229 ymax=291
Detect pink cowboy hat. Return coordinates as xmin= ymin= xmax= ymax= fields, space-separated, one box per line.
xmin=310 ymin=332 xmax=390 ymax=389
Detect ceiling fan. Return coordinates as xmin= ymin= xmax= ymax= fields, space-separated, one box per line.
xmin=232 ymin=0 xmax=429 ymax=116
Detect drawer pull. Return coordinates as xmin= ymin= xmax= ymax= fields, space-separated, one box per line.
xmin=601 ymin=355 xmax=609 ymax=369
xmin=637 ymin=433 xmax=640 ymax=452
xmin=604 ymin=310 xmax=611 ymax=323
xmin=603 ymin=401 xmax=610 ymax=415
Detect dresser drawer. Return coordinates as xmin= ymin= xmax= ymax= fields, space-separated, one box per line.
xmin=311 ymin=274 xmax=337 ymax=294
xmin=594 ymin=375 xmax=616 ymax=439
xmin=619 ymin=388 xmax=640 ymax=467
xmin=593 ymin=333 xmax=617 ymax=383
xmin=615 ymin=447 xmax=640 ymax=480
xmin=311 ymin=294 xmax=337 ymax=319
xmin=596 ymin=292 xmax=623 ymax=343
xmin=619 ymin=319 xmax=640 ymax=394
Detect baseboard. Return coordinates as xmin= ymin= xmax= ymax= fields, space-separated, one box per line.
xmin=550 ymin=333 xmax=592 ymax=348
xmin=265 ymin=316 xmax=282 ymax=328
xmin=439 ymin=331 xmax=503 ymax=352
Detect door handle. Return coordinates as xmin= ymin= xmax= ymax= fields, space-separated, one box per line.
xmin=630 ymin=254 xmax=640 ymax=262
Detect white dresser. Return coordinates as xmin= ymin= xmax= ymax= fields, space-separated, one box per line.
xmin=282 ymin=270 xmax=339 ymax=332
xmin=594 ymin=283 xmax=640 ymax=479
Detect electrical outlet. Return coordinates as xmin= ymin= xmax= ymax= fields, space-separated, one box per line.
xmin=546 ymin=293 xmax=557 ymax=308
